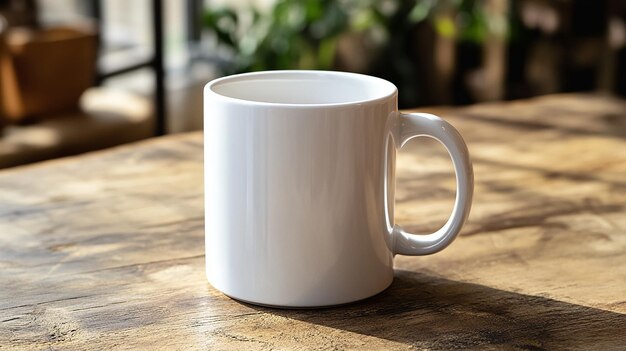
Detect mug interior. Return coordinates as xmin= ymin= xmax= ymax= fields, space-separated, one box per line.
xmin=207 ymin=70 xmax=397 ymax=105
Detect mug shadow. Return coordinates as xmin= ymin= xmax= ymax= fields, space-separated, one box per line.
xmin=242 ymin=270 xmax=625 ymax=350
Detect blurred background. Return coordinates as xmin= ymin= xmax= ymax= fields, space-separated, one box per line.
xmin=1 ymin=0 xmax=625 ymax=168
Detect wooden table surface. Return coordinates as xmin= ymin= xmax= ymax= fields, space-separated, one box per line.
xmin=1 ymin=94 xmax=625 ymax=350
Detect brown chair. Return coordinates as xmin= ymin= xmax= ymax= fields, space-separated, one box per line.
xmin=0 ymin=19 xmax=153 ymax=169
xmin=0 ymin=15 xmax=6 ymax=125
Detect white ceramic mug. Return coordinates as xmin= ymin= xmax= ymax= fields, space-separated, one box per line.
xmin=204 ymin=70 xmax=473 ymax=307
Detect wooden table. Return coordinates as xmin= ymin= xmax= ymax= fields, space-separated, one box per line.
xmin=1 ymin=94 xmax=625 ymax=350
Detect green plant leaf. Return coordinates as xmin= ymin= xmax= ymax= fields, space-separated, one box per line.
xmin=408 ymin=1 xmax=433 ymax=24
xmin=317 ymin=37 xmax=337 ymax=69
xmin=435 ymin=16 xmax=456 ymax=38
xmin=351 ymin=8 xmax=378 ymax=31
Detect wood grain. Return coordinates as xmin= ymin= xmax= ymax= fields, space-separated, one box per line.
xmin=1 ymin=93 xmax=625 ymax=350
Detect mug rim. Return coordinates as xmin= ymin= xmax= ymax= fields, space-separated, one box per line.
xmin=204 ymin=70 xmax=398 ymax=108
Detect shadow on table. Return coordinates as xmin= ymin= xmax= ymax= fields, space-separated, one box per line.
xmin=245 ymin=270 xmax=626 ymax=350
xmin=456 ymin=110 xmax=626 ymax=141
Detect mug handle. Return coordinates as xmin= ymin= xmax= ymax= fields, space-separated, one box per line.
xmin=389 ymin=112 xmax=473 ymax=255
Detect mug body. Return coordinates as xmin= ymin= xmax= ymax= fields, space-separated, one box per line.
xmin=204 ymin=71 xmax=398 ymax=307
